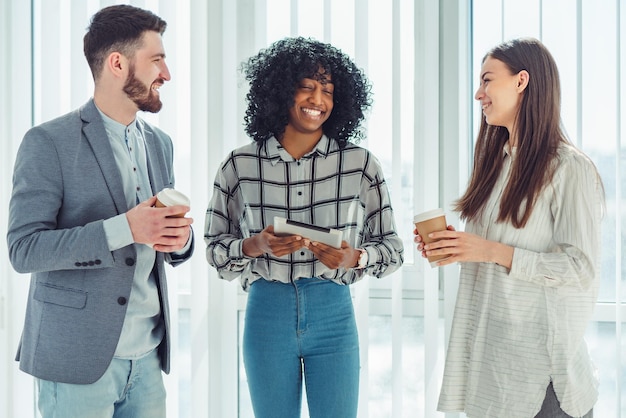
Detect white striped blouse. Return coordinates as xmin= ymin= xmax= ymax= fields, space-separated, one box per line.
xmin=438 ymin=142 xmax=604 ymax=418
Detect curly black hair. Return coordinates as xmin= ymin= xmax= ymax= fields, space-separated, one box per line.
xmin=242 ymin=37 xmax=372 ymax=147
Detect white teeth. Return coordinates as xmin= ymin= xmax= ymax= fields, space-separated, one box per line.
xmin=302 ymin=108 xmax=322 ymax=117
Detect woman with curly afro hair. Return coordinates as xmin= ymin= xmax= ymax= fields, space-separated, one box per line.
xmin=242 ymin=36 xmax=371 ymax=148
xmin=205 ymin=37 xmax=404 ymax=418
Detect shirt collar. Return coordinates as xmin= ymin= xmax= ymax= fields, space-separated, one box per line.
xmin=95 ymin=106 xmax=138 ymax=142
xmin=502 ymin=140 xmax=517 ymax=158
xmin=266 ymin=134 xmax=331 ymax=165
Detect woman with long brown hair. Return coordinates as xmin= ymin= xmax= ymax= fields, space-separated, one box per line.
xmin=415 ymin=38 xmax=603 ymax=417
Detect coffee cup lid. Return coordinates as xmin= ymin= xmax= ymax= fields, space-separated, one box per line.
xmin=157 ymin=188 xmax=190 ymax=207
xmin=413 ymin=208 xmax=445 ymax=223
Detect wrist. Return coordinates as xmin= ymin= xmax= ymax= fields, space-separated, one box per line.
xmin=492 ymin=242 xmax=513 ymax=269
xmin=353 ymin=248 xmax=368 ymax=269
xmin=242 ymin=236 xmax=262 ymax=258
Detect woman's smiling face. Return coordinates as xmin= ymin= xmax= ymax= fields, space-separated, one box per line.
xmin=475 ymin=56 xmax=527 ymax=133
xmin=287 ymin=71 xmax=334 ymax=137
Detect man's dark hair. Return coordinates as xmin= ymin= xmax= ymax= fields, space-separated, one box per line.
xmin=242 ymin=37 xmax=372 ymax=147
xmin=83 ymin=5 xmax=167 ymax=80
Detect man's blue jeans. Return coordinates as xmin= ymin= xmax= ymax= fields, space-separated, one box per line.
xmin=37 ymin=349 xmax=166 ymax=418
xmin=243 ymin=277 xmax=360 ymax=418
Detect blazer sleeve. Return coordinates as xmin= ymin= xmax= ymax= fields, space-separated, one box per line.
xmin=7 ymin=123 xmax=116 ymax=274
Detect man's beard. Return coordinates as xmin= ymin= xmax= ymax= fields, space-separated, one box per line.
xmin=123 ymin=66 xmax=163 ymax=113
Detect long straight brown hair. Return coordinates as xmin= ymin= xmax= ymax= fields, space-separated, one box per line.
xmin=455 ymin=38 xmax=566 ymax=228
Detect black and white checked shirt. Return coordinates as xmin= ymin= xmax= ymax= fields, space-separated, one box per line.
xmin=204 ymin=135 xmax=404 ymax=289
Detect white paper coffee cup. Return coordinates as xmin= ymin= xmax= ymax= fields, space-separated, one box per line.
xmin=155 ymin=188 xmax=190 ymax=217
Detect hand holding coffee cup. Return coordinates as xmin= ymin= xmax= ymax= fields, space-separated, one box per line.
xmin=155 ymin=188 xmax=190 ymax=217
xmin=414 ymin=208 xmax=449 ymax=267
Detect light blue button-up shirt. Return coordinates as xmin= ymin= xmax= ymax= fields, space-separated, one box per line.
xmin=99 ymin=109 xmax=163 ymax=359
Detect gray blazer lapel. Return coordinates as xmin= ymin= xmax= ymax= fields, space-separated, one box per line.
xmin=80 ymin=100 xmax=129 ymax=214
xmin=140 ymin=122 xmax=169 ymax=195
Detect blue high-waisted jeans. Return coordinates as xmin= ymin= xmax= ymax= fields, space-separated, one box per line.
xmin=243 ymin=277 xmax=360 ymax=418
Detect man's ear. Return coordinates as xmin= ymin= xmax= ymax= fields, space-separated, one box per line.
xmin=516 ymin=70 xmax=530 ymax=92
xmin=106 ymin=52 xmax=128 ymax=80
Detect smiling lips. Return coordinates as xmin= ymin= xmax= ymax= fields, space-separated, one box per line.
xmin=152 ymin=79 xmax=165 ymax=93
xmin=302 ymin=107 xmax=323 ymax=118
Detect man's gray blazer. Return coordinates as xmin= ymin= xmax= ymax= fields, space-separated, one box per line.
xmin=7 ymin=99 xmax=193 ymax=384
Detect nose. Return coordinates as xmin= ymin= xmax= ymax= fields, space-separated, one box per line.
xmin=308 ymin=86 xmax=323 ymax=105
xmin=474 ymin=85 xmax=484 ymax=101
xmin=160 ymin=60 xmax=171 ymax=81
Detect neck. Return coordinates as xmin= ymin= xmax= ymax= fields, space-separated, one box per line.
xmin=280 ymin=126 xmax=323 ymax=159
xmin=93 ymin=87 xmax=138 ymax=126
xmin=506 ymin=124 xmax=518 ymax=147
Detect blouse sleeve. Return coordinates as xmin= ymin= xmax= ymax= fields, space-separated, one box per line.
xmin=204 ymin=157 xmax=252 ymax=281
xmin=358 ymin=152 xmax=405 ymax=279
xmin=509 ymin=151 xmax=604 ymax=290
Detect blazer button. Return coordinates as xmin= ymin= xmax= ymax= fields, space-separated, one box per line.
xmin=82 ymin=262 xmax=89 ymax=267
xmin=125 ymin=258 xmax=135 ymax=266
xmin=95 ymin=259 xmax=102 ymax=265
xmin=75 ymin=262 xmax=82 ymax=267
xmin=117 ymin=297 xmax=127 ymax=305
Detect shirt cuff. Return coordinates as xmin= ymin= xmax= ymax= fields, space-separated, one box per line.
xmin=231 ymin=238 xmax=254 ymax=260
xmin=172 ymin=229 xmax=193 ymax=257
xmin=103 ymin=214 xmax=135 ymax=251
xmin=509 ymin=247 xmax=537 ymax=280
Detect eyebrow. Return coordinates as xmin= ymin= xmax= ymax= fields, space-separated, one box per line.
xmin=480 ymin=71 xmax=493 ymax=79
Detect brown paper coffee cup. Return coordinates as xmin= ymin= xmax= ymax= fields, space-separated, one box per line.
xmin=155 ymin=188 xmax=190 ymax=218
xmin=414 ymin=208 xmax=448 ymax=267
